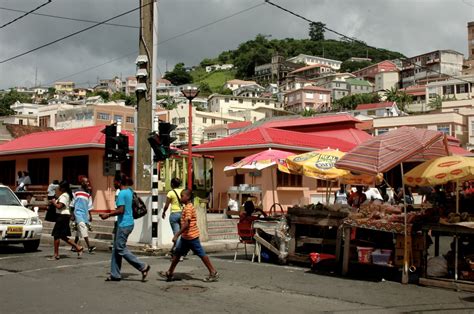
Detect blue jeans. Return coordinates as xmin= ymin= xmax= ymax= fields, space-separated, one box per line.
xmin=169 ymin=212 xmax=182 ymax=235
xmin=110 ymin=225 xmax=146 ymax=279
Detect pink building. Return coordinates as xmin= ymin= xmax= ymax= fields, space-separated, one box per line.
xmin=352 ymin=60 xmax=399 ymax=82
xmin=284 ymin=86 xmax=331 ymax=113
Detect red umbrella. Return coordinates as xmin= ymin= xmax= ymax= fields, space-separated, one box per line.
xmin=335 ymin=127 xmax=450 ymax=175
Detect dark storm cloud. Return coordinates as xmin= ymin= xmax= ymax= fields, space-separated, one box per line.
xmin=0 ymin=0 xmax=472 ymax=89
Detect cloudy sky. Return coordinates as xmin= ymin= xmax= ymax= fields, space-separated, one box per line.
xmin=0 ymin=0 xmax=473 ymax=89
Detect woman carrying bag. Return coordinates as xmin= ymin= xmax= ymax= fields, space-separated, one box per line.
xmin=48 ymin=180 xmax=83 ymax=260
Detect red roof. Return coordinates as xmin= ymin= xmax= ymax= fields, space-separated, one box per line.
xmin=0 ymin=125 xmax=134 ymax=155
xmin=193 ymin=127 xmax=356 ymax=153
xmin=262 ymin=114 xmax=360 ymax=129
xmin=228 ymin=121 xmax=252 ymax=129
xmin=310 ymin=128 xmax=372 ymax=145
xmin=449 ymin=145 xmax=474 ymax=156
xmin=355 ymin=102 xmax=395 ymax=110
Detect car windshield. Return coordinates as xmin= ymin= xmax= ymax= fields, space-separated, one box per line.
xmin=0 ymin=187 xmax=22 ymax=206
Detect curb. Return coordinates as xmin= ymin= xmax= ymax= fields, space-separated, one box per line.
xmin=40 ymin=235 xmax=240 ymax=256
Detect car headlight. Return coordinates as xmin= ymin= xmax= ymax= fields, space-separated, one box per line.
xmin=29 ymin=216 xmax=40 ymax=225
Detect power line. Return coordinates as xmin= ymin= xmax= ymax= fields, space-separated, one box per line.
xmin=0 ymin=6 xmax=139 ymax=29
xmin=0 ymin=2 xmax=151 ymax=64
xmin=0 ymin=0 xmax=52 ymax=29
xmin=46 ymin=2 xmax=265 ymax=84
xmin=264 ymin=0 xmax=471 ymax=84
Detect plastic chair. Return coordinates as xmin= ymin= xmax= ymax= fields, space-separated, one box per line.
xmin=234 ymin=222 xmax=256 ymax=261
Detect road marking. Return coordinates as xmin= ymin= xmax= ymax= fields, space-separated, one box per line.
xmin=0 ymin=255 xmax=22 ymax=260
xmin=0 ymin=256 xmax=154 ymax=276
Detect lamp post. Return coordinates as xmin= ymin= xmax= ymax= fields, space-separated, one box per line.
xmin=181 ymin=86 xmax=199 ymax=190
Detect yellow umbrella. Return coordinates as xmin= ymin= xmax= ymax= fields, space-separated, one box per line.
xmin=279 ymin=149 xmax=379 ymax=185
xmin=404 ymin=155 xmax=474 ymax=187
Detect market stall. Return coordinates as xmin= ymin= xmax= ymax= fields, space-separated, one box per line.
xmin=336 ymin=127 xmax=450 ymax=283
xmin=403 ymin=155 xmax=474 ymax=290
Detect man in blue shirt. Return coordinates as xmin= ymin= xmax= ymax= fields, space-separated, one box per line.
xmin=100 ymin=175 xmax=150 ymax=282
xmin=71 ymin=177 xmax=96 ymax=253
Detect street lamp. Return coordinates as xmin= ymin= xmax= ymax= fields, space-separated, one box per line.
xmin=181 ymin=85 xmax=200 ymax=190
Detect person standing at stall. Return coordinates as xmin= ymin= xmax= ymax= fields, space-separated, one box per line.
xmin=348 ymin=186 xmax=366 ymax=209
xmin=334 ymin=184 xmax=349 ymax=205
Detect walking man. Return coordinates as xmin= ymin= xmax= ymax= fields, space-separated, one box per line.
xmin=71 ymin=177 xmax=96 ymax=253
xmin=99 ymin=175 xmax=150 ymax=282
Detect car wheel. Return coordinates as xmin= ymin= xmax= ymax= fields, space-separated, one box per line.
xmin=23 ymin=240 xmax=40 ymax=252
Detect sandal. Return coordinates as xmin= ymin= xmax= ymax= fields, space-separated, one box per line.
xmin=141 ymin=265 xmax=151 ymax=282
xmin=105 ymin=276 xmax=121 ymax=282
xmin=77 ymin=247 xmax=84 ymax=259
xmin=203 ymin=272 xmax=220 ymax=282
xmin=158 ymin=270 xmax=174 ymax=282
xmin=47 ymin=256 xmax=60 ymax=261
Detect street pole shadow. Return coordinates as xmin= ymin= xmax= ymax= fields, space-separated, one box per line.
xmin=156 ymin=273 xmax=201 ymax=282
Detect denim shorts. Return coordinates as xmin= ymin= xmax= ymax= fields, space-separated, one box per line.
xmin=175 ymin=237 xmax=206 ymax=258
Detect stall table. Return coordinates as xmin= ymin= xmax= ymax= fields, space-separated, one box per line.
xmin=252 ymin=220 xmax=282 ymax=263
xmin=420 ymin=222 xmax=474 ymax=292
xmin=341 ymin=218 xmax=414 ymax=276
xmin=287 ymin=207 xmax=347 ymax=264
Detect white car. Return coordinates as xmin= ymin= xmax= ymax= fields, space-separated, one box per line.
xmin=0 ymin=185 xmax=42 ymax=252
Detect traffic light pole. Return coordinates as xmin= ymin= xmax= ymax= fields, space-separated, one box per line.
xmin=136 ymin=0 xmax=153 ymax=192
xmin=151 ymin=116 xmax=159 ymax=249
xmin=116 ymin=120 xmax=122 ymax=177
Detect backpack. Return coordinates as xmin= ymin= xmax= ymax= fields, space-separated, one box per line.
xmin=130 ymin=189 xmax=147 ymax=219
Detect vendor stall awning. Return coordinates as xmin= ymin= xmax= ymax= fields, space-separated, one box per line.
xmin=335 ymin=127 xmax=450 ymax=175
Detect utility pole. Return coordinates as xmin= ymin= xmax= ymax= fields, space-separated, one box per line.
xmin=135 ymin=0 xmax=154 ymax=191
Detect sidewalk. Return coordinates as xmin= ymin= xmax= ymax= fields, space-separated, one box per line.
xmin=40 ymin=233 xmax=240 ymax=256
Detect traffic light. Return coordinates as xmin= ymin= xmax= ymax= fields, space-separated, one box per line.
xmin=159 ymin=122 xmax=177 ymax=157
xmin=147 ymin=122 xmax=178 ymax=161
xmin=102 ymin=124 xmax=129 ymax=162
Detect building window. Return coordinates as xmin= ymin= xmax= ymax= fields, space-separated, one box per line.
xmin=265 ymin=101 xmax=270 ymax=105
xmin=27 ymin=158 xmax=49 ymax=185
xmin=202 ymin=117 xmax=207 ymax=123
xmin=125 ymin=116 xmax=134 ymax=123
xmin=471 ymin=121 xmax=474 ymax=136
xmin=172 ymin=118 xmax=177 ymax=124
xmin=367 ymin=110 xmax=376 ymax=115
xmin=97 ymin=112 xmax=110 ymax=120
xmin=377 ymin=128 xmax=389 ymax=135
xmin=63 ymin=155 xmax=88 ymax=185
xmin=224 ymin=120 xmax=228 ymax=124
xmin=277 ymin=172 xmax=302 ymax=187
xmin=113 ymin=115 xmax=123 ymax=122
xmin=18 ymin=119 xmax=23 ymax=125
xmin=207 ymin=132 xmax=217 ymax=139
xmin=238 ymin=99 xmax=243 ymax=104
xmin=437 ymin=124 xmax=450 ymax=135
xmin=211 ymin=119 xmax=216 ymax=124
xmin=0 ymin=160 xmax=16 ymax=186
xmin=225 ymin=98 xmax=229 ymax=103
xmin=178 ymin=117 xmax=185 ymax=124
xmin=39 ymin=116 xmax=50 ymax=127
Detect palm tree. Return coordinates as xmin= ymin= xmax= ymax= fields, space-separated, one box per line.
xmin=384 ymin=87 xmax=399 ymax=102
xmin=428 ymin=95 xmax=442 ymax=110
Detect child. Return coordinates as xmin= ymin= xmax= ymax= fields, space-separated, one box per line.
xmin=159 ymin=189 xmax=219 ymax=282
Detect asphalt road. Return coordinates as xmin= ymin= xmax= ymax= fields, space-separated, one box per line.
xmin=1 ymin=244 xmax=474 ymax=313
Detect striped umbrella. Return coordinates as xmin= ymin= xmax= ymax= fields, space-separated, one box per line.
xmin=335 ymin=127 xmax=450 ymax=175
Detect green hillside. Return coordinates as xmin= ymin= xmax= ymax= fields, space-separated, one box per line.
xmin=191 ymin=68 xmax=236 ymax=92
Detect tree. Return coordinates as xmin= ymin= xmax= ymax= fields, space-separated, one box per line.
xmin=200 ymin=58 xmax=217 ymax=68
xmin=159 ymin=96 xmax=177 ymax=110
xmin=309 ymin=22 xmax=326 ymax=41
xmin=217 ymin=87 xmax=233 ymax=95
xmin=87 ymin=90 xmax=110 ymax=101
xmin=428 ymin=95 xmax=442 ymax=110
xmin=0 ymin=90 xmax=31 ymax=116
xmin=163 ymin=63 xmax=193 ymax=85
xmin=198 ymin=82 xmax=212 ymax=95
xmin=333 ymin=93 xmax=380 ymax=111
xmin=383 ymin=87 xmax=413 ymax=112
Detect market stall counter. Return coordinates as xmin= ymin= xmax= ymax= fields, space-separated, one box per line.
xmin=286 ymin=203 xmax=350 ymax=264
xmin=420 ymin=221 xmax=474 ymax=292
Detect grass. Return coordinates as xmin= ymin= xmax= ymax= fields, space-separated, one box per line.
xmin=190 ymin=67 xmax=236 ymax=93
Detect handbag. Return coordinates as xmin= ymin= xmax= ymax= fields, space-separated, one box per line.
xmin=45 ymin=203 xmax=57 ymax=222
